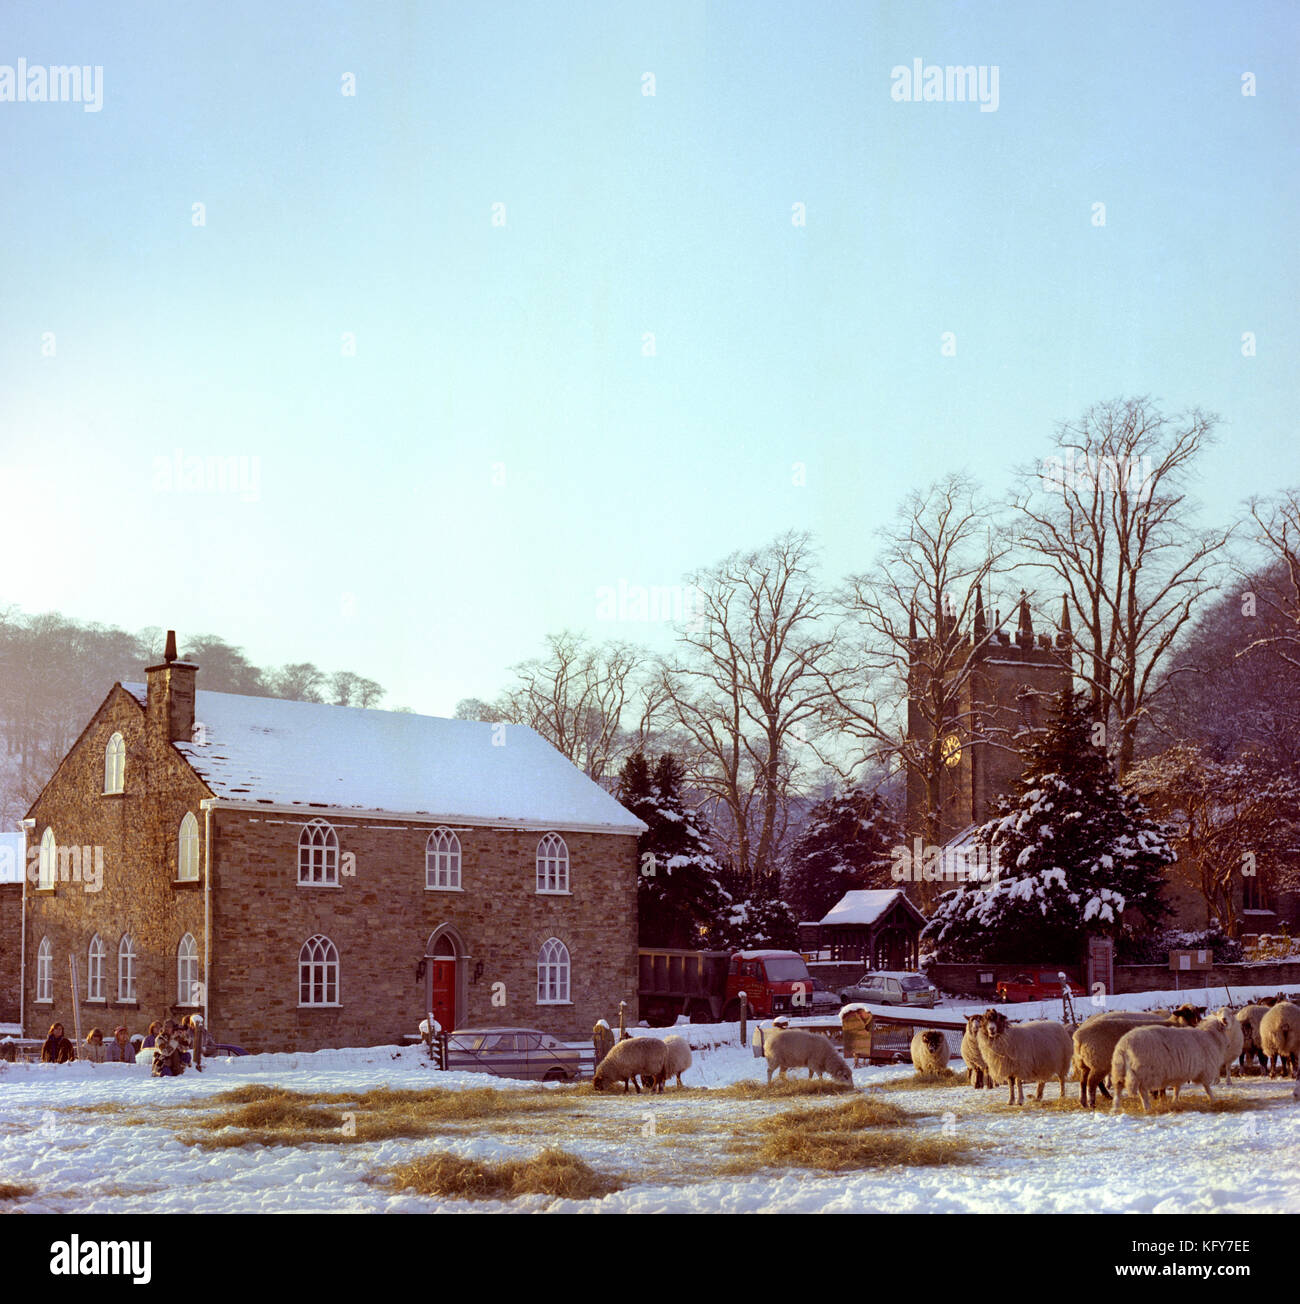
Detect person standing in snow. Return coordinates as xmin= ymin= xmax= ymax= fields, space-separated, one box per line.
xmin=105 ymin=1027 xmax=134 ymax=1063
xmin=142 ymin=1021 xmax=161 ymax=1050
xmin=82 ymin=1029 xmax=106 ymax=1063
xmin=151 ymin=1019 xmax=191 ymax=1078
xmin=40 ymin=1023 xmax=76 ymax=1063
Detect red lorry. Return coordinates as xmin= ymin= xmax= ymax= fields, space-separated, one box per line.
xmin=637 ymin=947 xmax=816 ymax=1026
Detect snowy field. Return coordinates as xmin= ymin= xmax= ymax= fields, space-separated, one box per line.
xmin=2 ymin=983 xmax=1296 ymax=1215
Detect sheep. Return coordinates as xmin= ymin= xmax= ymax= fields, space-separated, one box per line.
xmin=1258 ymin=1001 xmax=1300 ymax=1078
xmin=593 ymin=1036 xmax=667 ymax=1094
xmin=961 ymin=1015 xmax=991 ymax=1088
xmin=1211 ymin=1007 xmax=1244 ymax=1084
xmin=910 ymin=1028 xmax=950 ymax=1076
xmin=1236 ymin=1004 xmax=1271 ymax=1072
xmin=763 ymin=1028 xmax=854 ymax=1085
xmin=1071 ymin=1007 xmax=1204 ymax=1108
xmin=661 ymin=1034 xmax=692 ymax=1089
xmin=1109 ymin=1012 xmax=1233 ymax=1114
xmin=977 ymin=1009 xmax=1072 ymax=1106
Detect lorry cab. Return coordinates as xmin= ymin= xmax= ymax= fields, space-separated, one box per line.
xmin=723 ymin=950 xmax=814 ymax=1018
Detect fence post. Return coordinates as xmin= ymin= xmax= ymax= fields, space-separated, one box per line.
xmin=593 ymin=1021 xmax=614 ymax=1074
xmin=738 ymin=990 xmax=748 ymax=1046
xmin=437 ymin=1029 xmax=448 ymax=1071
xmin=618 ymin=1000 xmax=628 ymax=1041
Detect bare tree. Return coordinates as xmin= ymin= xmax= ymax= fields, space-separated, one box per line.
xmin=658 ymin=531 xmax=844 ymax=886
xmin=825 ymin=475 xmax=1012 ymax=905
xmin=1243 ymin=490 xmax=1300 ymax=669
xmin=1013 ymin=397 xmax=1231 ymax=777
xmin=501 ymin=632 xmax=647 ymax=782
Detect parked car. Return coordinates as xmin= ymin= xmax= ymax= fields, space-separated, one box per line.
xmin=995 ymin=971 xmax=1077 ymax=1003
xmin=444 ymin=1027 xmax=584 ymax=1081
xmin=806 ymin=977 xmax=843 ymax=1014
xmin=839 ymin=970 xmax=940 ymax=1008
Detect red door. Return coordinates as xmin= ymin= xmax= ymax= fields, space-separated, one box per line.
xmin=430 ymin=959 xmax=455 ymax=1032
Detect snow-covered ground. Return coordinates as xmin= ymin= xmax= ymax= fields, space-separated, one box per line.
xmin=2 ymin=983 xmax=1295 ymax=1215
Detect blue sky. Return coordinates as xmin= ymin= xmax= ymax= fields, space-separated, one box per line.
xmin=1 ymin=1 xmax=1296 ymax=711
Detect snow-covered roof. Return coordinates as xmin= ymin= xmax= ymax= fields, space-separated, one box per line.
xmin=121 ymin=685 xmax=646 ymax=834
xmin=819 ymin=889 xmax=922 ymax=927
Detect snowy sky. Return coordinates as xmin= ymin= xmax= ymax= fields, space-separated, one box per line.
xmin=2 ymin=1 xmax=1296 ymax=713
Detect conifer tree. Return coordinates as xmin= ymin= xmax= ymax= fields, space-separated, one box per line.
xmin=617 ymin=751 xmax=730 ymax=947
xmin=925 ymin=690 xmax=1173 ymax=962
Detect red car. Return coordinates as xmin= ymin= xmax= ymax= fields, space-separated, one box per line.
xmin=995 ymin=970 xmax=1079 ymax=1003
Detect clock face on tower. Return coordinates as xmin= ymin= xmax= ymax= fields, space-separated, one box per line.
xmin=941 ymin=732 xmax=962 ymax=768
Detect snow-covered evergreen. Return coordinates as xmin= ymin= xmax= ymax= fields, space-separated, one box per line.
xmin=925 ymin=690 xmax=1174 ymax=962
xmin=783 ymin=784 xmax=900 ymax=922
xmin=617 ymin=752 xmax=731 ymax=947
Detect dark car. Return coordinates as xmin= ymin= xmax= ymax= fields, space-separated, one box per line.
xmin=445 ymin=1027 xmax=584 ymax=1081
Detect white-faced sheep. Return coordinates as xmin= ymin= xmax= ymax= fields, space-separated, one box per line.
xmin=764 ymin=1028 xmax=854 ymax=1085
xmin=1259 ymin=1001 xmax=1300 ymax=1078
xmin=593 ymin=1037 xmax=666 ymax=1094
xmin=661 ymin=1034 xmax=692 ymax=1089
xmin=910 ymin=1028 xmax=950 ymax=1076
xmin=1071 ymin=1007 xmax=1203 ymax=1108
xmin=1109 ymin=1011 xmax=1233 ymax=1114
xmin=1211 ymin=1007 xmax=1244 ymax=1084
xmin=961 ymin=1015 xmax=991 ymax=1088
xmin=977 ymin=1009 xmax=1072 ymax=1106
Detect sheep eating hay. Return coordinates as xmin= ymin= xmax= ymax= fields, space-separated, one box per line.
xmin=910 ymin=1028 xmax=950 ymax=1076
xmin=977 ymin=1009 xmax=1072 ymax=1106
xmin=1109 ymin=1012 xmax=1233 ymax=1114
xmin=764 ymin=1028 xmax=854 ymax=1085
xmin=593 ymin=1036 xmax=666 ymax=1093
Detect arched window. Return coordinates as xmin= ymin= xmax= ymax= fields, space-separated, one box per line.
xmin=425 ymin=828 xmax=461 ymax=890
xmin=298 ymin=820 xmax=338 ymax=886
xmin=299 ymin=935 xmax=339 ymax=1006
xmin=118 ymin=934 xmax=137 ymax=1002
xmin=38 ymin=828 xmax=56 ymax=890
xmin=177 ymin=812 xmax=200 ymax=881
xmin=537 ymin=938 xmax=571 ymax=1004
xmin=36 ymin=938 xmax=53 ymax=1003
xmin=177 ymin=933 xmax=200 ymax=1005
xmin=87 ymin=934 xmax=106 ymax=1001
xmin=104 ymin=732 xmax=125 ymax=793
xmin=536 ymin=833 xmax=569 ymax=893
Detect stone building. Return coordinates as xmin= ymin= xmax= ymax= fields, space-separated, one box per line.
xmin=18 ymin=635 xmax=644 ymax=1052
xmin=906 ymin=588 xmax=1073 ymax=848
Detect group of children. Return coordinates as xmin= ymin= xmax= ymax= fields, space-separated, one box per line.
xmin=40 ymin=1014 xmax=215 ymax=1076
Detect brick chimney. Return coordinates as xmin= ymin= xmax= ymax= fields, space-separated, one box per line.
xmin=146 ymin=629 xmax=198 ymax=743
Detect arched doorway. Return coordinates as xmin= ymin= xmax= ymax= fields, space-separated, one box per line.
xmin=424 ymin=926 xmax=466 ymax=1032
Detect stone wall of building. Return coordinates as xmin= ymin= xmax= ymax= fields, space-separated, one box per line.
xmin=22 ymin=684 xmax=210 ymax=1041
xmin=209 ymin=810 xmax=639 ymax=1052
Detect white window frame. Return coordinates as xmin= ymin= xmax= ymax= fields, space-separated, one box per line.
xmin=425 ymin=828 xmax=462 ymax=890
xmin=87 ymin=933 xmax=106 ymax=1002
xmin=298 ymin=819 xmax=339 ymax=886
xmin=177 ymin=811 xmax=200 ymax=882
xmin=38 ymin=828 xmax=56 ymax=890
xmin=535 ymin=832 xmax=569 ymax=894
xmin=118 ymin=934 xmax=137 ymax=1003
xmin=36 ymin=937 xmax=53 ymax=1003
xmin=177 ymin=932 xmax=200 ymax=1005
xmin=537 ymin=937 xmax=571 ymax=1004
xmin=104 ymin=732 xmax=125 ymax=794
xmin=298 ymin=935 xmax=340 ymax=1007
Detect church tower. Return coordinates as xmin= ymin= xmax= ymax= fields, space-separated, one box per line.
xmin=906 ymin=590 xmax=1073 ymax=848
